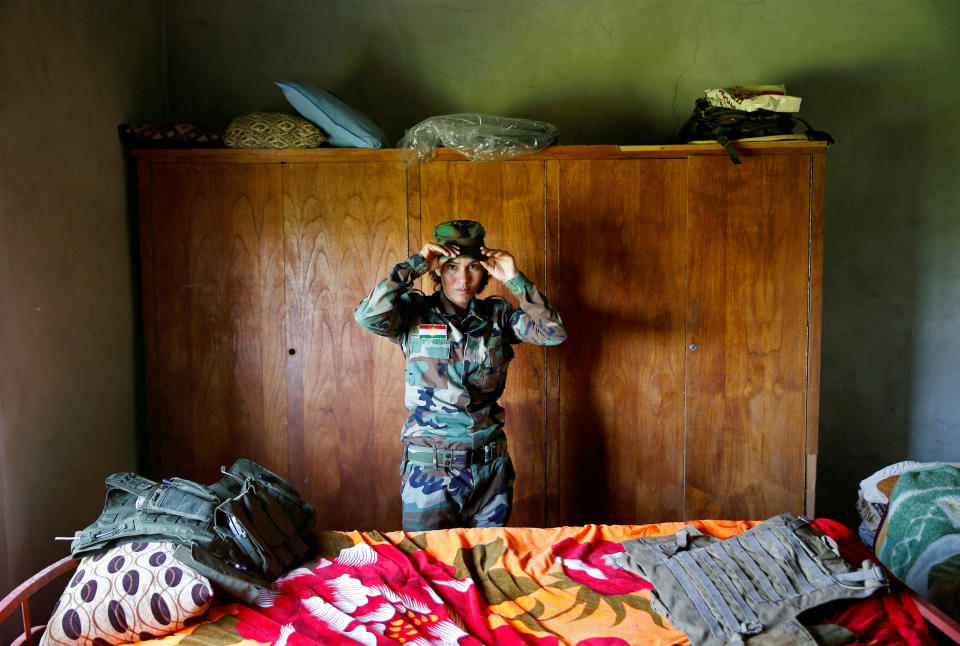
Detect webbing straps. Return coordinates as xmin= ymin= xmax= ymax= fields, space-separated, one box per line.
xmin=660 ymin=521 xmax=883 ymax=641
xmin=711 ymin=542 xmax=766 ymax=603
xmin=656 ymin=544 xmax=726 ymax=638
xmin=782 ymin=531 xmax=836 ymax=588
xmin=721 ymin=540 xmax=783 ymax=602
xmin=674 ymin=550 xmax=744 ymax=635
xmin=758 ymin=529 xmax=818 ymax=594
xmin=658 ymin=543 xmax=764 ymax=640
xmin=145 ymin=481 xmax=218 ymax=521
xmin=738 ymin=533 xmax=800 ymax=598
xmin=836 ymin=564 xmax=886 ymax=584
xmin=692 ymin=549 xmax=763 ymax=629
xmin=617 ymin=514 xmax=889 ymax=646
xmin=651 ymin=528 xmax=809 ymax=641
xmin=104 ymin=472 xmax=157 ymax=495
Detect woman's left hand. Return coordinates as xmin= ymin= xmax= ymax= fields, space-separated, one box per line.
xmin=479 ymin=246 xmax=518 ymax=283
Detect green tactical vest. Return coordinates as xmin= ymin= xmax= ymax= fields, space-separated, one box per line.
xmin=616 ymin=513 xmax=887 ymax=646
xmin=70 ymin=459 xmax=316 ymax=603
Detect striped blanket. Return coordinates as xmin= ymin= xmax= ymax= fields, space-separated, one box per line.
xmin=877 ymin=464 xmax=960 ymax=623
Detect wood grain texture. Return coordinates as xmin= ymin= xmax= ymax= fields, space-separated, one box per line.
xmin=283 ymin=162 xmax=407 ymax=530
xmin=544 ymin=160 xmax=562 ymax=528
xmin=684 ymin=154 xmax=811 ymax=520
xmin=558 ymin=159 xmax=687 ymax=525
xmin=138 ymin=145 xmax=824 ymax=530
xmin=147 ymin=163 xmax=287 ymax=482
xmin=416 ymin=160 xmax=549 ymax=527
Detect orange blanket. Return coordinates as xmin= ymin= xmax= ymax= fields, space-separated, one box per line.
xmin=139 ymin=520 xmax=932 ymax=646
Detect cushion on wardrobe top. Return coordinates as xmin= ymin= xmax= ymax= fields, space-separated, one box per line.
xmin=118 ymin=122 xmax=223 ymax=148
xmin=274 ymin=80 xmax=389 ymax=148
xmin=224 ymin=111 xmax=326 ymax=149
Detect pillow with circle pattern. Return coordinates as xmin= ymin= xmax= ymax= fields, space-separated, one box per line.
xmin=224 ymin=110 xmax=326 ymax=149
xmin=40 ymin=542 xmax=213 ymax=646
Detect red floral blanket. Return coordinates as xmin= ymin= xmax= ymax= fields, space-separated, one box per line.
xmin=217 ymin=520 xmax=932 ymax=646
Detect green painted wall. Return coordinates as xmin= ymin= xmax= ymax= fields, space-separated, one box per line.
xmin=163 ymin=0 xmax=960 ymax=528
xmin=0 ymin=0 xmax=165 ymax=620
xmin=3 ymin=5 xmax=954 ymax=610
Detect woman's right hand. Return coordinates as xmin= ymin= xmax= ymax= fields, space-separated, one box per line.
xmin=419 ymin=242 xmax=460 ymax=272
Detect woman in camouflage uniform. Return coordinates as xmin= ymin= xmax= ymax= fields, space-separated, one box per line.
xmin=355 ymin=220 xmax=566 ymax=530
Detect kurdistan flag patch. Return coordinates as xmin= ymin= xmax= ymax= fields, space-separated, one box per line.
xmin=418 ymin=324 xmax=447 ymax=339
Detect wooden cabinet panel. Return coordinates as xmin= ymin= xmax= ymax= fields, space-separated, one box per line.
xmin=416 ymin=160 xmax=550 ymax=527
xmin=145 ymin=163 xmax=287 ymax=481
xmin=557 ymin=159 xmax=688 ymax=525
xmin=137 ymin=144 xmax=824 ymax=530
xmin=684 ymin=154 xmax=812 ymax=519
xmin=283 ymin=163 xmax=407 ymax=530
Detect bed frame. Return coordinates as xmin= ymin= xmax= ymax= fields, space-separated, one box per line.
xmin=0 ymin=557 xmax=78 ymax=646
xmin=910 ymin=593 xmax=960 ymax=644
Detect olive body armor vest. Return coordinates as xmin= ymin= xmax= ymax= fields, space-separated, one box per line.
xmin=616 ymin=513 xmax=887 ymax=645
xmin=70 ymin=459 xmax=316 ymax=603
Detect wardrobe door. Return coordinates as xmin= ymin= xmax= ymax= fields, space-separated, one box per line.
xmin=684 ymin=153 xmax=813 ymax=520
xmin=415 ymin=160 xmax=550 ymax=527
xmin=143 ymin=162 xmax=287 ymax=482
xmin=557 ymin=159 xmax=687 ymax=525
xmin=283 ymin=162 xmax=408 ymax=531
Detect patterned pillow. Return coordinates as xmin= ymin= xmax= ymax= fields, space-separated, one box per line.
xmin=117 ymin=122 xmax=223 ymax=148
xmin=40 ymin=542 xmax=213 ymax=646
xmin=224 ymin=111 xmax=326 ymax=149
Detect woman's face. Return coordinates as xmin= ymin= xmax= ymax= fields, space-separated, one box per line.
xmin=439 ymin=256 xmax=486 ymax=310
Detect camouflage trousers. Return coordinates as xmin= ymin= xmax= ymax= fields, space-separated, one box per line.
xmin=400 ymin=443 xmax=515 ymax=531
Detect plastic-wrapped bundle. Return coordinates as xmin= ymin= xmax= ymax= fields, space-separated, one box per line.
xmin=705 ymin=85 xmax=802 ymax=113
xmin=398 ymin=113 xmax=559 ymax=165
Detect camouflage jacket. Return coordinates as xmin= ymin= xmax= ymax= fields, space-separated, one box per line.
xmin=354 ymin=253 xmax=566 ymax=447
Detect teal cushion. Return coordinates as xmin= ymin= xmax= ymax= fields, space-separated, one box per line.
xmin=274 ymin=81 xmax=389 ymax=148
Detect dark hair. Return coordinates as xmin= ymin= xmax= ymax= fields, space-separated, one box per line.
xmin=430 ymin=266 xmax=491 ymax=294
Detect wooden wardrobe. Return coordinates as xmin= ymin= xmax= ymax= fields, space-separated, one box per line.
xmin=134 ymin=143 xmax=826 ymax=530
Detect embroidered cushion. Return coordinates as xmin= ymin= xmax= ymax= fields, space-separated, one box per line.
xmin=40 ymin=542 xmax=213 ymax=646
xmin=117 ymin=122 xmax=223 ymax=148
xmin=224 ymin=111 xmax=326 ymax=149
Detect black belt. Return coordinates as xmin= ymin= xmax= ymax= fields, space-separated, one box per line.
xmin=405 ymin=441 xmax=506 ymax=468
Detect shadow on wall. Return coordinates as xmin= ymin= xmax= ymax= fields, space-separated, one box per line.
xmin=557 ymin=217 xmax=663 ymax=525
xmin=176 ymin=42 xmax=684 ymax=148
xmin=271 ymin=53 xmax=672 ymax=147
xmin=788 ymin=67 xmax=922 ymax=528
xmin=502 ymin=93 xmax=674 ymax=146
xmin=557 ymin=217 xmax=611 ymax=526
xmin=329 ymin=53 xmax=449 ymax=146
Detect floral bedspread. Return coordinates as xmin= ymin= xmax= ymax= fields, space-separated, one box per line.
xmin=140 ymin=520 xmax=933 ymax=646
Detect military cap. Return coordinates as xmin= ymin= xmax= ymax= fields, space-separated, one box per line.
xmin=433 ymin=220 xmax=486 ymax=259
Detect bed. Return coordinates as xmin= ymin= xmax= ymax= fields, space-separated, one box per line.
xmin=2 ymin=516 xmax=945 ymax=646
